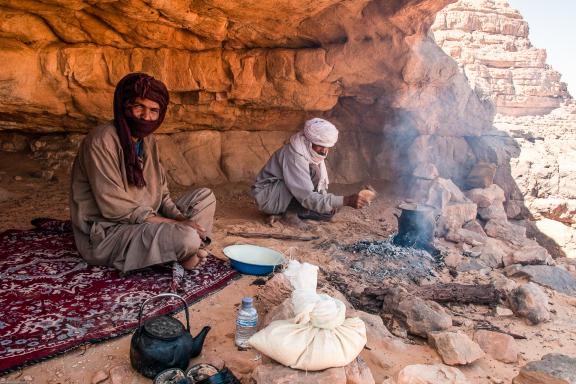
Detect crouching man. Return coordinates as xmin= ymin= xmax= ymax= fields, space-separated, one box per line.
xmin=251 ymin=118 xmax=369 ymax=227
xmin=70 ymin=72 xmax=215 ymax=273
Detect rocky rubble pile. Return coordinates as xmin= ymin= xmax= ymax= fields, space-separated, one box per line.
xmin=411 ymin=163 xmax=553 ymax=270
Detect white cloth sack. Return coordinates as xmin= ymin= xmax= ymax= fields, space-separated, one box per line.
xmin=249 ymin=261 xmax=367 ymax=371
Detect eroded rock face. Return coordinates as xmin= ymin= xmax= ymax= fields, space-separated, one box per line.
xmin=433 ymin=0 xmax=570 ymax=117
xmin=0 ymin=0 xmax=496 ymax=186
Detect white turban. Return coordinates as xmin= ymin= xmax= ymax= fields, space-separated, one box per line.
xmin=288 ymin=118 xmax=338 ymax=192
xmin=303 ymin=118 xmax=339 ymax=147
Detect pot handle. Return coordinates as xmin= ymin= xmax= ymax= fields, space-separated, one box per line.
xmin=137 ymin=293 xmax=190 ymax=332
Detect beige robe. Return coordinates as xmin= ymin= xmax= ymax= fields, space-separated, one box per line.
xmin=70 ymin=123 xmax=215 ymax=272
xmin=251 ymin=144 xmax=344 ymax=215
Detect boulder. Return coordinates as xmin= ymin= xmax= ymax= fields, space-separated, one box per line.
xmin=513 ymin=354 xmax=576 ymax=384
xmin=445 ymin=228 xmax=487 ymax=246
xmin=395 ymin=297 xmax=453 ymax=337
xmin=505 ymin=265 xmax=576 ymax=296
xmin=262 ymin=297 xmax=294 ymax=326
xmin=464 ymin=162 xmax=497 ymax=189
xmin=444 ymin=249 xmax=464 ymax=269
xmin=474 ymin=330 xmax=518 ymax=363
xmin=494 ymin=306 xmax=514 ymax=317
xmin=462 ymin=220 xmax=487 ymax=235
xmin=351 ymin=310 xmax=394 ymax=345
xmin=484 ymin=219 xmax=527 ymax=247
xmin=251 ymin=358 xmax=375 ymax=384
xmin=251 ymin=363 xmax=347 ymax=383
xmin=508 ymin=282 xmax=551 ymax=325
xmin=428 ymin=331 xmax=485 ymax=366
xmin=343 ymin=357 xmax=376 ymax=384
xmin=477 ymin=200 xmax=508 ymax=221
xmin=503 ymin=243 xmax=552 ymax=267
xmin=427 ymin=182 xmax=452 ymax=210
xmin=258 ymin=274 xmax=295 ymax=325
xmin=477 ymin=238 xmax=508 ymax=268
xmin=492 ymin=275 xmax=519 ymax=296
xmin=394 ymin=364 xmax=470 ymax=384
xmin=465 ymin=184 xmax=506 ymax=208
xmin=437 ymin=178 xmax=469 ymax=203
xmin=437 ymin=202 xmax=478 ymax=235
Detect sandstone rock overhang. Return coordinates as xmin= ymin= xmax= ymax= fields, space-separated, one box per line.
xmin=0 ymin=0 xmax=503 ymax=187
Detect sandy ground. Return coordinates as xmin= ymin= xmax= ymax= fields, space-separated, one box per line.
xmin=1 ymin=151 xmax=576 ymax=384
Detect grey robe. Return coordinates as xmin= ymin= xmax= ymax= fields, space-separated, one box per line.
xmin=251 ymin=144 xmax=344 ymax=215
xmin=70 ymin=123 xmax=215 ymax=272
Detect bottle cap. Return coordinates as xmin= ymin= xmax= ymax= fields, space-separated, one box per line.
xmin=241 ymin=297 xmax=253 ymax=306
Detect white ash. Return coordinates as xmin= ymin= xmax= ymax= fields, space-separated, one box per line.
xmin=339 ymin=238 xmax=443 ymax=284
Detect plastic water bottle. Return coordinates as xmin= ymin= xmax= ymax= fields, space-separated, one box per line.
xmin=235 ymin=296 xmax=258 ymax=349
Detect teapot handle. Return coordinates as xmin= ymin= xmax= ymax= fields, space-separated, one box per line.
xmin=137 ymin=293 xmax=190 ymax=332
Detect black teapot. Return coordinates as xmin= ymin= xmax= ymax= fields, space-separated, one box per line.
xmin=130 ymin=293 xmax=211 ymax=378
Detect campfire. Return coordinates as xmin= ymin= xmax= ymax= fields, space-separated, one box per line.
xmin=343 ymin=239 xmax=440 ymax=284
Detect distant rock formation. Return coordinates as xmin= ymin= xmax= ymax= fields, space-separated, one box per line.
xmin=432 ymin=0 xmax=571 ymax=116
xmin=433 ymin=0 xmax=576 ymax=257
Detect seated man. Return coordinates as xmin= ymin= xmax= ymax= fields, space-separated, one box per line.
xmin=251 ymin=118 xmax=369 ymax=226
xmin=70 ymin=72 xmax=215 ymax=273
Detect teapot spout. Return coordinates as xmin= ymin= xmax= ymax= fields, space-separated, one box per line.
xmin=190 ymin=326 xmax=211 ymax=358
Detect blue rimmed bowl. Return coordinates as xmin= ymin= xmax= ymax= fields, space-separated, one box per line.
xmin=223 ymin=244 xmax=285 ymax=276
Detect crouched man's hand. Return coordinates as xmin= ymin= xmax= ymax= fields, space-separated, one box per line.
xmin=343 ymin=193 xmax=370 ymax=209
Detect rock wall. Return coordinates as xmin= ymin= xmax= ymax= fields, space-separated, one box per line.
xmin=432 ymin=0 xmax=571 ymax=117
xmin=0 ymin=0 xmax=502 ymax=188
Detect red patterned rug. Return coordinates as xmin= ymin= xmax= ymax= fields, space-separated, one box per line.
xmin=0 ymin=218 xmax=238 ymax=374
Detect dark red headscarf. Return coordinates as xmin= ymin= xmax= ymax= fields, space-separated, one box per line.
xmin=113 ymin=73 xmax=169 ymax=188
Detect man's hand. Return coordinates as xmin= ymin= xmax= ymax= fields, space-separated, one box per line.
xmin=343 ymin=193 xmax=370 ymax=209
xmin=180 ymin=220 xmax=207 ymax=240
xmin=146 ymin=215 xmax=207 ymax=239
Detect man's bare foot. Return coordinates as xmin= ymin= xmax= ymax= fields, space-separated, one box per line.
xmin=280 ymin=211 xmax=312 ymax=231
xmin=197 ymin=249 xmax=209 ymax=261
xmin=266 ymin=214 xmax=282 ymax=226
xmin=182 ymin=249 xmax=209 ymax=270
